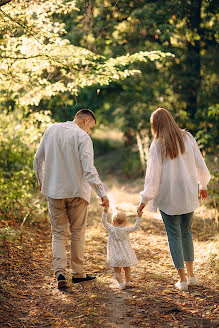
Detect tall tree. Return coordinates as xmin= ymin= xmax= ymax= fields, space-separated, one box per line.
xmin=67 ymin=0 xmax=218 ymax=130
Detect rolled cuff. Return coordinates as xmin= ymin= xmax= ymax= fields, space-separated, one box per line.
xmin=199 ymin=184 xmax=207 ymax=190
xmin=140 ymin=190 xmax=150 ymax=205
xmin=93 ymin=183 xmax=106 ymax=199
xmin=140 ymin=196 xmax=148 ymax=205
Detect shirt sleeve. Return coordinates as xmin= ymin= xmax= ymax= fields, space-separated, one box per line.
xmin=140 ymin=140 xmax=162 ymax=204
xmin=189 ymin=133 xmax=211 ymax=189
xmin=102 ymin=213 xmax=113 ymax=231
xmin=124 ymin=217 xmax=142 ymax=233
xmin=79 ymin=134 xmax=106 ymax=198
xmin=33 ymin=128 xmax=49 ymax=185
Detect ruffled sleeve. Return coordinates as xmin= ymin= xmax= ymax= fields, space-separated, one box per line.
xmin=188 ymin=133 xmax=211 ymax=189
xmin=140 ymin=140 xmax=162 ymax=204
xmin=101 ymin=213 xmax=113 ymax=232
xmin=124 ymin=217 xmax=142 ymax=233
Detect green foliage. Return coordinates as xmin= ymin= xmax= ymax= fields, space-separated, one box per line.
xmin=93 ymin=138 xmax=114 ymax=157
xmin=0 ymin=110 xmax=52 ymax=221
xmin=0 ymin=0 xmax=173 ymax=106
xmin=67 ymin=0 xmax=218 ymax=151
xmin=0 ymin=227 xmax=20 ymax=242
xmin=208 ymin=165 xmax=219 ymax=209
xmin=195 ymin=104 xmax=219 ymax=152
xmin=122 ymin=150 xmax=143 ymax=178
xmin=0 ymin=0 xmax=217 ymax=221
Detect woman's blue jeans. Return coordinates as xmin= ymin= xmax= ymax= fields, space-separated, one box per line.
xmin=160 ymin=210 xmax=194 ymax=269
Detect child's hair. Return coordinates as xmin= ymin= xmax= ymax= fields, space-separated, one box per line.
xmin=112 ymin=208 xmax=127 ymax=226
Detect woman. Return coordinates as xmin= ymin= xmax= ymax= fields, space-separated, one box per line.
xmin=138 ymin=108 xmax=211 ymax=291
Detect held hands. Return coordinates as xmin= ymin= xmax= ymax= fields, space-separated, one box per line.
xmin=137 ymin=209 xmax=143 ymax=217
xmin=200 ymin=190 xmax=208 ymax=200
xmin=101 ymin=196 xmax=109 ymax=211
xmin=137 ymin=203 xmax=145 ymax=217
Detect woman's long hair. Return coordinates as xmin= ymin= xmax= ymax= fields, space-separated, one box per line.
xmin=150 ymin=108 xmax=186 ymax=160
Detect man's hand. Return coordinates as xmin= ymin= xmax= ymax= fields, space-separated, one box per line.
xmin=101 ymin=196 xmax=109 ymax=208
xmin=200 ymin=190 xmax=207 ymax=200
xmin=137 ymin=203 xmax=145 ymax=214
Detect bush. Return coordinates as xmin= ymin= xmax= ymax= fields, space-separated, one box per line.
xmin=122 ymin=150 xmax=144 ymax=178
xmin=195 ymin=104 xmax=219 ymax=153
xmin=0 ymin=110 xmax=53 ymax=222
xmin=93 ymin=138 xmax=114 ymax=157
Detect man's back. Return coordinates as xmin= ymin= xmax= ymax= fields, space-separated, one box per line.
xmin=34 ymin=121 xmax=94 ymax=202
xmin=33 ymin=109 xmax=108 ymax=289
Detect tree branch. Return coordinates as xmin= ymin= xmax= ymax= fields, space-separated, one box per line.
xmin=0 ymin=8 xmax=42 ymax=46
xmin=0 ymin=54 xmax=50 ymax=60
xmin=0 ymin=0 xmax=13 ymax=8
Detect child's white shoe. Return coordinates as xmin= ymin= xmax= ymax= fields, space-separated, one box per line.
xmin=187 ymin=277 xmax=198 ymax=286
xmin=118 ymin=282 xmax=125 ymax=290
xmin=175 ymin=280 xmax=188 ymax=291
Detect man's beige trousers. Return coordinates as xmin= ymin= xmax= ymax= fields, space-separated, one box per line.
xmin=48 ymin=197 xmax=88 ymax=278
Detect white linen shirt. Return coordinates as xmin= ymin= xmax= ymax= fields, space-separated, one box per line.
xmin=140 ymin=132 xmax=211 ymax=215
xmin=33 ymin=121 xmax=106 ymax=203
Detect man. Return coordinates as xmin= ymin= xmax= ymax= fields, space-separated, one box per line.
xmin=34 ymin=109 xmax=109 ymax=289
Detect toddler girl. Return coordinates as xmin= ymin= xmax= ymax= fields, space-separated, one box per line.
xmin=102 ymin=206 xmax=142 ymax=289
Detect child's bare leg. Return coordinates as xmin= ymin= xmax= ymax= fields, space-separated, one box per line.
xmin=124 ymin=267 xmax=131 ymax=283
xmin=114 ymin=267 xmax=123 ymax=283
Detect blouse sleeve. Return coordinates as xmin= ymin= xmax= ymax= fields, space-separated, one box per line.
xmin=101 ymin=213 xmax=113 ymax=232
xmin=189 ymin=133 xmax=211 ymax=189
xmin=140 ymin=140 xmax=162 ymax=204
xmin=124 ymin=217 xmax=142 ymax=233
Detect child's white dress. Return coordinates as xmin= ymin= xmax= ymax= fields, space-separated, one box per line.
xmin=102 ymin=213 xmax=142 ymax=267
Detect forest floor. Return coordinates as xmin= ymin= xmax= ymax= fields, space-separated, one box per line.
xmin=0 ymin=173 xmax=219 ymax=328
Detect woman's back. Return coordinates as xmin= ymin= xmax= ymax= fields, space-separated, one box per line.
xmin=156 ymin=132 xmax=200 ymax=215
xmin=141 ymin=131 xmax=210 ymax=215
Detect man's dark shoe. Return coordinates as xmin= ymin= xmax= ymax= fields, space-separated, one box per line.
xmin=57 ymin=274 xmax=67 ymax=290
xmin=72 ymin=274 xmax=96 ymax=284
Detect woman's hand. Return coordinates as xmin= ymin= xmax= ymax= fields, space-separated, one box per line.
xmin=137 ymin=203 xmax=145 ymax=217
xmin=137 ymin=209 xmax=143 ymax=217
xmin=200 ymin=190 xmax=208 ymax=200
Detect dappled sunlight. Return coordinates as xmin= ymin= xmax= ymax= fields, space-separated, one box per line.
xmin=92 ymin=126 xmax=124 ymax=145
xmin=104 ymin=185 xmax=140 ymax=215
xmin=1 ymin=181 xmax=218 ymax=327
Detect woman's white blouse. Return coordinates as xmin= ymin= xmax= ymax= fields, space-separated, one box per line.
xmin=140 ymin=132 xmax=211 ymax=215
xmin=102 ymin=213 xmax=141 ymax=267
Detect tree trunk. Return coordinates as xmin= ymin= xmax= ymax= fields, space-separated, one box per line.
xmin=185 ymin=0 xmax=202 ymax=119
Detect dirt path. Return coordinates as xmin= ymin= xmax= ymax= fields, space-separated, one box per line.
xmin=0 ymin=182 xmax=218 ymax=328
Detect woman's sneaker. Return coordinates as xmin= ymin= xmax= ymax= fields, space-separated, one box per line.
xmin=188 ymin=277 xmax=198 ymax=286
xmin=125 ymin=281 xmax=132 ymax=287
xmin=118 ymin=282 xmax=125 ymax=290
xmin=175 ymin=280 xmax=188 ymax=291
